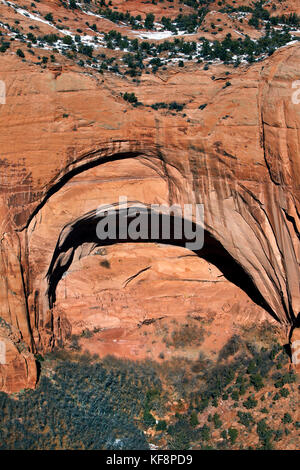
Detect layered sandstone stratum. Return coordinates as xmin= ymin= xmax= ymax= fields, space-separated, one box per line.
xmin=0 ymin=0 xmax=299 ymax=393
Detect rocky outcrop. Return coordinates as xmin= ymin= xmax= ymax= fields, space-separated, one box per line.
xmin=0 ymin=40 xmax=299 ymax=391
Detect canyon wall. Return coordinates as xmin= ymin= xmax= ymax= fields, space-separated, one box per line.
xmin=0 ymin=43 xmax=299 ymax=392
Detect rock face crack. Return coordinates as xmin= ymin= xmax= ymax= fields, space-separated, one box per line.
xmin=123 ymin=266 xmax=152 ymax=288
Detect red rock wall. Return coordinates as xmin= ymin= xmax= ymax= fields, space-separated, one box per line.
xmin=0 ymin=43 xmax=300 ymax=391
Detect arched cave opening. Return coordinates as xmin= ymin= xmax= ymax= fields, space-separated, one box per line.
xmin=46 ymin=203 xmax=276 ymax=322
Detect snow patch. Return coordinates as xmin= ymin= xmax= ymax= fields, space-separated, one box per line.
xmin=133 ymin=30 xmax=176 ymax=40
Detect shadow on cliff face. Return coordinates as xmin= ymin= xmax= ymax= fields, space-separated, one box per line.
xmin=197 ymin=231 xmax=276 ymax=320
xmin=46 ymin=205 xmax=277 ymax=321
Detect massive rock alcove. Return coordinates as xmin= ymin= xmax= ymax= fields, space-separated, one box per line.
xmin=0 ymin=43 xmax=299 ymax=392
xmin=26 ymin=156 xmax=271 ymax=356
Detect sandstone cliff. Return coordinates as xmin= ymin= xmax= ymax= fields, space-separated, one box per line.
xmin=0 ymin=0 xmax=299 ymax=392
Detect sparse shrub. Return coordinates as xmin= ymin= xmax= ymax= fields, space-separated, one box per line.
xmin=237 ymin=411 xmax=254 ymax=428
xmin=274 ymin=429 xmax=283 ymax=441
xmin=168 ymin=101 xmax=185 ymax=112
xmin=122 ymin=92 xmax=138 ymax=104
xmin=16 ymin=49 xmax=25 ymax=58
xmin=143 ymin=410 xmax=156 ymax=427
xmin=213 ymin=413 xmax=222 ymax=429
xmin=274 ymin=372 xmax=296 ymax=389
xmin=69 ymin=0 xmax=77 ymax=9
xmin=256 ymin=419 xmax=274 ymax=449
xmin=45 ymin=13 xmax=54 ymax=22
xmin=260 ymin=407 xmax=269 ymax=414
xmin=80 ymin=329 xmax=93 ymax=338
xmin=190 ymin=411 xmax=198 ymax=427
xmin=279 ymin=388 xmax=289 ymax=398
xmin=156 ymin=420 xmax=167 ymax=431
xmin=199 ymin=424 xmax=210 ymax=441
xmin=250 ymin=373 xmax=264 ymax=391
xmin=243 ymin=395 xmax=257 ymax=409
xmin=63 ymin=35 xmax=73 ymax=45
xmin=198 ymin=397 xmax=209 ymax=412
xmin=282 ymin=413 xmax=292 ymax=424
xmin=228 ymin=427 xmax=238 ymax=444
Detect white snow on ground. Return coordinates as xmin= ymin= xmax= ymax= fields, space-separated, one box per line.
xmin=2 ymin=0 xmax=194 ymax=44
xmin=281 ymin=40 xmax=299 ymax=47
xmin=82 ymin=8 xmax=131 ymax=28
xmin=132 ymin=29 xmax=194 ymax=40
xmin=2 ymin=0 xmax=55 ymax=27
xmin=132 ymin=21 xmax=195 ymax=40
xmin=234 ymin=30 xmax=246 ymax=37
xmin=84 ymin=10 xmax=104 ymax=21
xmin=133 ymin=30 xmax=176 ymax=40
xmin=1 ymin=0 xmax=106 ymax=48
xmin=1 ymin=0 xmax=299 ymax=65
